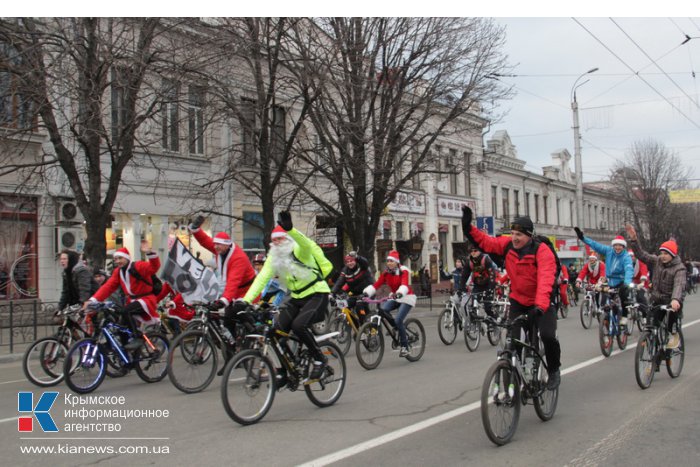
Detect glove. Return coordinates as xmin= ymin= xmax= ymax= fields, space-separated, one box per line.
xmin=627 ymin=283 xmax=636 ymax=289
xmin=461 ymin=206 xmax=473 ymax=235
xmin=532 ymin=307 xmax=545 ymax=317
xmin=190 ymin=215 xmax=205 ymax=230
xmin=231 ymin=300 xmax=248 ymax=315
xmin=395 ymin=293 xmax=404 ymax=299
xmin=166 ymin=301 xmax=176 ymax=310
xmin=574 ymin=227 xmax=584 ymax=241
xmin=277 ymin=211 xmax=293 ymax=231
xmin=209 ymin=300 xmax=226 ymax=310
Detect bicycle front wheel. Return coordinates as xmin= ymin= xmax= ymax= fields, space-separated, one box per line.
xmin=617 ymin=326 xmax=628 ymax=350
xmin=134 ymin=332 xmax=169 ymax=383
xmin=64 ymin=338 xmax=106 ymax=394
xmin=404 ymin=318 xmax=426 ymax=362
xmin=305 ymin=341 xmax=346 ymax=407
xmin=220 ymin=350 xmax=275 ymax=426
xmin=666 ymin=330 xmax=684 ymax=378
xmin=329 ymin=316 xmax=353 ymax=356
xmin=355 ymin=322 xmax=384 ymax=370
xmin=487 ymin=320 xmax=501 ymax=347
xmin=481 ymin=359 xmax=521 ymax=446
xmin=437 ymin=308 xmax=457 ymax=345
xmin=580 ymin=300 xmax=593 ymax=329
xmin=559 ymin=303 xmax=568 ymax=319
xmin=634 ymin=331 xmax=655 ymax=389
xmin=533 ymin=356 xmax=558 ymax=421
xmin=23 ymin=336 xmax=69 ymax=387
xmin=168 ymin=330 xmax=218 ymax=393
xmin=464 ymin=315 xmax=481 ymax=352
xmin=599 ymin=317 xmax=613 ymax=357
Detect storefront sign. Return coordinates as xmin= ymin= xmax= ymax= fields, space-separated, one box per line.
xmin=389 ymin=191 xmax=426 ymax=214
xmin=437 ymin=196 xmax=476 ymax=218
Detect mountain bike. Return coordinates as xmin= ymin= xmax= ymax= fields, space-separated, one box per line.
xmin=598 ymin=287 xmax=628 ymax=357
xmin=567 ymin=282 xmax=578 ymax=307
xmin=634 ymin=304 xmax=684 ymax=389
xmin=220 ymin=306 xmax=346 ymax=425
xmin=437 ymin=292 xmax=466 ymax=345
xmin=63 ymin=302 xmax=169 ymax=394
xmin=328 ymin=293 xmax=367 ymax=355
xmin=167 ymin=302 xmax=256 ymax=394
xmin=463 ymin=291 xmax=502 ymax=352
xmin=578 ymin=283 xmax=599 ymax=330
xmin=481 ymin=313 xmax=558 ymax=445
xmin=355 ymin=297 xmax=426 ymax=370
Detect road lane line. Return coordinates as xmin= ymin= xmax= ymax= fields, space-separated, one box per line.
xmin=300 ymin=317 xmax=700 ymax=467
xmin=0 ymin=379 xmax=27 ymax=386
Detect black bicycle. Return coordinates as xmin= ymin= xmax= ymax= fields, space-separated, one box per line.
xmin=481 ymin=313 xmax=559 ymax=445
xmin=634 ymin=304 xmax=684 ymax=389
xmin=463 ymin=291 xmax=502 ymax=352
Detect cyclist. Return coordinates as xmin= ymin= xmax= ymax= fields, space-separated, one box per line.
xmin=331 ymin=251 xmax=374 ymax=324
xmin=576 ymin=254 xmax=606 ymax=307
xmin=625 ymin=225 xmax=686 ymax=348
xmin=362 ymin=250 xmax=417 ymax=357
xmin=252 ymin=253 xmax=287 ymax=307
xmin=459 ymin=245 xmax=498 ymax=319
xmin=234 ymin=211 xmax=333 ymax=383
xmin=85 ymin=241 xmax=160 ymax=350
xmin=450 ymin=258 xmax=466 ymax=293
xmin=628 ymin=249 xmax=650 ymax=320
xmin=463 ymin=208 xmax=561 ymax=389
xmin=156 ymin=281 xmax=195 ymax=335
xmin=574 ymin=229 xmax=634 ymax=327
xmin=558 ymin=265 xmax=570 ymax=310
xmin=58 ymin=249 xmax=98 ymax=311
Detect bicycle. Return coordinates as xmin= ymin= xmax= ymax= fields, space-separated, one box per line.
xmin=355 ymin=297 xmax=426 ymax=370
xmin=634 ymin=304 xmax=684 ymax=389
xmin=463 ymin=291 xmax=502 ymax=352
xmin=578 ymin=283 xmax=599 ymax=330
xmin=23 ymin=304 xmax=92 ymax=387
xmin=328 ymin=293 xmax=367 ymax=355
xmin=437 ymin=292 xmax=466 ymax=346
xmin=167 ymin=302 xmax=255 ymax=394
xmin=481 ymin=313 xmax=559 ymax=445
xmin=567 ymin=282 xmax=578 ymax=307
xmin=63 ymin=302 xmax=169 ymax=394
xmin=220 ymin=305 xmax=346 ymax=425
xmin=598 ymin=287 xmax=628 ymax=357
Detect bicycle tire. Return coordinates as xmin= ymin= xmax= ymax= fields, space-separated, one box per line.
xmin=464 ymin=315 xmax=481 ymax=352
xmin=168 ymin=330 xmax=218 ymax=393
xmin=559 ymin=303 xmax=568 ymax=319
xmin=305 ymin=341 xmax=346 ymax=407
xmin=23 ymin=336 xmax=70 ymax=387
xmin=437 ymin=308 xmax=457 ymax=345
xmin=220 ymin=350 xmax=275 ymax=426
xmin=355 ymin=322 xmax=384 ymax=370
xmin=404 ymin=318 xmax=426 ymax=362
xmin=533 ymin=348 xmax=558 ymax=421
xmin=617 ymin=327 xmax=628 ymax=350
xmin=666 ymin=330 xmax=684 ymax=378
xmin=634 ymin=331 xmax=655 ymax=389
xmin=599 ymin=317 xmax=613 ymax=357
xmin=486 ymin=320 xmax=501 ymax=347
xmin=63 ymin=338 xmax=106 ymax=394
xmin=329 ymin=316 xmax=353 ymax=356
xmin=580 ymin=300 xmax=593 ymax=329
xmin=481 ymin=359 xmax=521 ymax=446
xmin=130 ymin=332 xmax=168 ymax=383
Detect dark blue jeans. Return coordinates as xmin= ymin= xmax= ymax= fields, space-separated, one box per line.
xmin=380 ymin=300 xmax=412 ymax=347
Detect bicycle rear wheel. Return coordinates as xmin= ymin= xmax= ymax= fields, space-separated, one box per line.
xmin=486 ymin=319 xmax=501 ymax=347
xmin=437 ymin=308 xmax=457 ymax=345
xmin=666 ymin=330 xmax=684 ymax=378
xmin=329 ymin=316 xmax=353 ymax=356
xmin=355 ymin=322 xmax=384 ymax=370
xmin=464 ymin=314 xmax=481 ymax=352
xmin=580 ymin=300 xmax=593 ymax=329
xmin=404 ymin=318 xmax=426 ymax=362
xmin=220 ymin=350 xmax=275 ymax=426
xmin=63 ymin=338 xmax=107 ymax=394
xmin=134 ymin=332 xmax=169 ymax=383
xmin=533 ymin=355 xmax=558 ymax=421
xmin=23 ymin=336 xmax=69 ymax=387
xmin=481 ymin=359 xmax=520 ymax=446
xmin=168 ymin=330 xmax=218 ymax=393
xmin=634 ymin=332 xmax=655 ymax=389
xmin=599 ymin=317 xmax=613 ymax=357
xmin=559 ymin=303 xmax=568 ymax=319
xmin=305 ymin=341 xmax=346 ymax=407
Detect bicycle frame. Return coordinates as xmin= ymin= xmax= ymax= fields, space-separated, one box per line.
xmin=497 ymin=316 xmax=548 ymax=398
xmin=333 ymin=296 xmax=362 ymax=335
xmin=601 ymin=288 xmax=622 ymax=336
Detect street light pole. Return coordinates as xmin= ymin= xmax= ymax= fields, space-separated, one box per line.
xmin=571 ymin=67 xmax=598 ymax=232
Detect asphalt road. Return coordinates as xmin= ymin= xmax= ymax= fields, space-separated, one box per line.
xmin=1 ymin=294 xmax=699 ymax=466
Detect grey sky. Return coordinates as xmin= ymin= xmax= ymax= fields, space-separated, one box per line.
xmin=490 ymin=17 xmax=700 ymax=183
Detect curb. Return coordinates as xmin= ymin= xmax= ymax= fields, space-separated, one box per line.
xmin=0 ymin=353 xmax=23 ymax=364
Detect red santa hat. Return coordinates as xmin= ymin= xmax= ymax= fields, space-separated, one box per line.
xmin=213 ymin=232 xmax=232 ymax=245
xmin=113 ymin=247 xmax=131 ymax=261
xmin=271 ymin=225 xmax=288 ymax=240
xmin=386 ymin=250 xmax=401 ymax=264
xmin=611 ymin=236 xmax=627 ymax=247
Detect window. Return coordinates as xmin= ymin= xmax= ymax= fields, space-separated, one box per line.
xmin=525 ymin=192 xmax=531 ymax=217
xmin=161 ymin=79 xmax=179 ymax=152
xmin=587 ymin=204 xmax=592 ymax=228
xmin=412 ymin=148 xmax=421 ymax=189
xmin=534 ymin=194 xmax=540 ymax=223
xmin=188 ymin=85 xmax=205 ymax=155
xmin=242 ymin=211 xmax=265 ymax=250
xmin=501 ymin=188 xmax=510 ymax=222
xmin=240 ymin=98 xmax=257 ymax=165
xmin=491 ymin=186 xmax=498 ymax=218
xmin=594 ymin=204 xmax=598 ymax=228
xmin=570 ymin=200 xmax=575 ymax=227
xmin=0 ymin=43 xmax=35 ymax=130
xmin=543 ymin=196 xmax=549 ymax=224
xmin=452 ymin=225 xmax=459 ymax=242
xmin=0 ymin=195 xmax=38 ymax=300
xmin=464 ymin=151 xmax=472 ymax=196
xmin=514 ymin=190 xmax=520 ymax=217
xmin=396 ymin=221 xmax=404 ymax=240
xmin=556 ymin=198 xmax=560 ymax=226
xmin=110 ymin=67 xmax=129 ymax=142
xmin=448 ymin=148 xmax=458 ymax=194
xmin=270 ymin=105 xmax=286 ymax=163
xmin=383 ymin=223 xmax=391 ymax=240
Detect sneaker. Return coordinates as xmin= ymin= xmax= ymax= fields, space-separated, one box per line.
xmin=666 ymin=333 xmax=680 ymax=350
xmin=620 ymin=316 xmax=628 ymax=327
xmin=546 ymin=369 xmax=561 ymax=390
xmin=123 ymin=337 xmax=144 ymax=351
xmin=304 ymin=361 xmax=326 ymax=384
xmin=399 ymin=346 xmax=409 ymax=357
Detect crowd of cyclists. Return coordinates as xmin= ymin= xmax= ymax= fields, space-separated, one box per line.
xmin=39 ymin=206 xmax=692 ymax=433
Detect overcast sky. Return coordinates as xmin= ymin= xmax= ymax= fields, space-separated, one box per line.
xmin=491 ymin=17 xmax=700 ymax=183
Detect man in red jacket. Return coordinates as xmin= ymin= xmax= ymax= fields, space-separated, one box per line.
xmin=85 ymin=240 xmax=160 ymax=350
xmin=462 ymin=206 xmax=561 ymax=389
xmin=188 ymin=215 xmax=256 ymax=345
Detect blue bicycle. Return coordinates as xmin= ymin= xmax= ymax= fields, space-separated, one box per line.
xmin=63 ymin=302 xmax=169 ymax=393
xmin=598 ymin=287 xmax=628 ymax=357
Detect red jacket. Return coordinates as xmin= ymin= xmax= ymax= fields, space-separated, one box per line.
xmin=367 ymin=265 xmax=414 ymax=296
xmin=191 ymin=229 xmax=256 ymax=306
xmin=577 ymin=261 xmax=605 ymax=284
xmin=469 ymin=226 xmax=557 ymax=311
xmin=91 ymin=252 xmax=161 ymax=320
xmin=632 ymin=259 xmax=650 ymax=288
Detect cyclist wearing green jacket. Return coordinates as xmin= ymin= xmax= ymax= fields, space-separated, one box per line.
xmin=232 ymin=211 xmax=333 ymax=384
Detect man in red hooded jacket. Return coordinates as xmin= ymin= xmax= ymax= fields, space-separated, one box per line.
xmin=462 ymin=206 xmax=561 ymax=389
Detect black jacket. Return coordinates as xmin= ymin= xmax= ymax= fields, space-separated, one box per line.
xmin=332 ymin=256 xmax=374 ymax=295
xmin=59 ymin=260 xmax=97 ymax=309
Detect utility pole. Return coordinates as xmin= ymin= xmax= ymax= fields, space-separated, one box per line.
xmin=571 ymin=67 xmax=598 ymax=231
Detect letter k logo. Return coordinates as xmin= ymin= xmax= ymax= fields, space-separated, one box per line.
xmin=18 ymin=392 xmax=59 ymax=432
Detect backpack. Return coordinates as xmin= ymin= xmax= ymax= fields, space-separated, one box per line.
xmin=128 ymin=265 xmax=163 ymax=296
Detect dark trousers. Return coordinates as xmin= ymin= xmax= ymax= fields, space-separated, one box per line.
xmin=122 ymin=301 xmax=145 ymax=337
xmin=278 ymin=293 xmax=329 ymax=363
xmin=510 ymin=300 xmax=561 ymax=372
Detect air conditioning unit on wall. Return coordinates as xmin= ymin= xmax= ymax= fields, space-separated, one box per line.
xmin=56 ymin=199 xmax=82 ymax=224
xmin=56 ymin=226 xmax=86 ymax=253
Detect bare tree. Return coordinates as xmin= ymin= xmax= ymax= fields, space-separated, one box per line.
xmin=612 ymin=138 xmax=694 ymax=251
xmin=287 ymin=17 xmax=511 ymax=261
